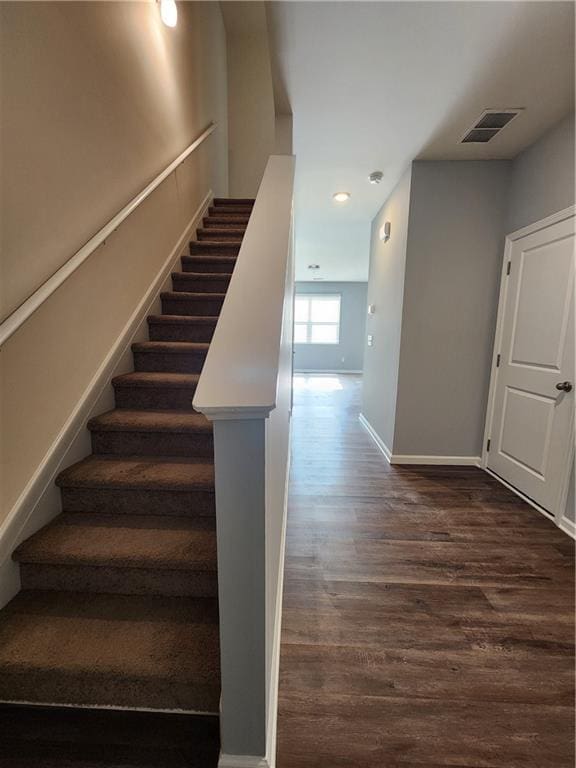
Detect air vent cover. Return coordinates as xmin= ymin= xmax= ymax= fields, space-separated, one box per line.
xmin=461 ymin=109 xmax=523 ymax=144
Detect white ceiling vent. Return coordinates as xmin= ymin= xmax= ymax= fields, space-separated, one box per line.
xmin=461 ymin=109 xmax=523 ymax=144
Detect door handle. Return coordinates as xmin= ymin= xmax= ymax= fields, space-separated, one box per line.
xmin=556 ymin=381 xmax=573 ymax=392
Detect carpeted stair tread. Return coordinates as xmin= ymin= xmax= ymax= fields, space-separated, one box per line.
xmin=148 ymin=315 xmax=218 ymax=327
xmin=0 ymin=591 xmax=220 ymax=712
xmin=189 ymin=241 xmax=241 ymax=255
xmin=132 ymin=341 xmax=210 ymax=354
xmin=112 ymin=371 xmax=201 ymax=389
xmin=161 ymin=291 xmax=226 ymax=301
xmin=88 ymin=409 xmax=211 ymax=434
xmin=171 ymin=272 xmax=232 ymax=282
xmin=56 ymin=455 xmax=214 ymax=492
xmin=208 ymin=206 xmax=252 ymax=217
xmin=181 ymin=255 xmax=236 ymax=271
xmin=14 ymin=514 xmax=217 ymax=572
xmin=197 ymin=228 xmax=245 ymax=240
xmin=190 ymin=239 xmax=242 ymax=246
xmin=212 ymin=197 xmax=254 ymax=206
xmin=203 ymin=215 xmax=249 ymax=226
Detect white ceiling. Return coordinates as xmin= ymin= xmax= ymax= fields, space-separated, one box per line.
xmin=267 ymin=1 xmax=575 ymax=282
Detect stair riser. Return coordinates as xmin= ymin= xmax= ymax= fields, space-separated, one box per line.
xmin=148 ymin=323 xmax=216 ymax=343
xmin=20 ymin=563 xmax=218 ymax=598
xmin=161 ymin=296 xmax=224 ymax=316
xmin=133 ymin=350 xmax=207 ymax=374
xmin=190 ymin=241 xmax=241 ymax=255
xmin=91 ymin=431 xmax=213 ymax=458
xmin=180 ymin=257 xmax=235 ymax=274
xmin=113 ymin=386 xmax=199 ymax=411
xmin=60 ymin=488 xmax=215 ymax=516
xmin=203 ymin=217 xmax=249 ymax=228
xmin=172 ymin=275 xmax=231 ymax=294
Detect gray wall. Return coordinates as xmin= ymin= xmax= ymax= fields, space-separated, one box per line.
xmin=394 ymin=161 xmax=511 ymax=457
xmin=294 ymin=281 xmax=367 ymax=372
xmin=362 ymin=115 xmax=575 ymax=525
xmin=507 ymin=113 xmax=575 ymax=233
xmin=362 ymin=169 xmax=412 ymax=449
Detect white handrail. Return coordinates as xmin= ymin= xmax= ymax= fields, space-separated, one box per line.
xmin=0 ymin=122 xmax=217 ymax=346
xmin=193 ymin=155 xmax=296 ymax=419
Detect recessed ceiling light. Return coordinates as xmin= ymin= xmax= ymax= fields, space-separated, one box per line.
xmin=368 ymin=171 xmax=383 ymax=184
xmin=333 ymin=192 xmax=350 ymax=203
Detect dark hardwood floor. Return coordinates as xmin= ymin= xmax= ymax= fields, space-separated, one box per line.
xmin=276 ymin=373 xmax=575 ymax=768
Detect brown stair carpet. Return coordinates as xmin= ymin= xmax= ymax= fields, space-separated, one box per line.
xmin=0 ymin=199 xmax=253 ymax=733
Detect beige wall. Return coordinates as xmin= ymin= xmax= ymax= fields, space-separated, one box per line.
xmin=221 ymin=1 xmax=276 ymax=197
xmin=0 ymin=1 xmax=228 ymax=525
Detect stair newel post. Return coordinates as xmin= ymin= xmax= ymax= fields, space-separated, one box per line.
xmin=211 ymin=415 xmax=269 ymax=758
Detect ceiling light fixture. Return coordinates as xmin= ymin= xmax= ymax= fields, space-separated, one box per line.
xmin=160 ymin=0 xmax=178 ymax=27
xmin=333 ymin=192 xmax=350 ymax=203
xmin=368 ymin=171 xmax=383 ymax=185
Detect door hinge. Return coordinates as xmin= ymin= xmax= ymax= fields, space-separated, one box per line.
xmin=486 ymin=439 xmax=491 ymax=452
xmin=496 ymin=353 xmax=501 ymax=367
xmin=506 ymin=261 xmax=511 ymax=275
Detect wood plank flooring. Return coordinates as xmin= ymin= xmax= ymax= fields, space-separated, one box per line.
xmin=276 ymin=373 xmax=575 ymax=768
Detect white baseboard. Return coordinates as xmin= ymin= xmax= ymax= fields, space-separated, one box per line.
xmin=294 ymin=369 xmax=362 ymax=374
xmin=559 ymin=516 xmax=576 ymax=540
xmin=0 ymin=191 xmax=212 ymax=610
xmin=358 ymin=413 xmax=392 ymax=462
xmin=358 ymin=414 xmax=480 ymax=467
xmin=219 ymin=756 xmax=270 ymax=768
xmin=391 ymin=454 xmax=481 ymax=466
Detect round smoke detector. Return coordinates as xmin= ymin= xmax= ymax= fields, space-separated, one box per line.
xmin=368 ymin=171 xmax=383 ymax=185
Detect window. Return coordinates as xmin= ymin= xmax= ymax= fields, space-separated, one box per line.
xmin=294 ymin=294 xmax=341 ymax=344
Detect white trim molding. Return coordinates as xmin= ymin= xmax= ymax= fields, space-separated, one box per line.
xmin=219 ymin=756 xmax=270 ymax=768
xmin=559 ymin=516 xmax=576 ymax=540
xmin=506 ymin=204 xmax=576 ymax=242
xmin=359 ymin=414 xmax=480 ymax=466
xmin=481 ymin=206 xmax=575 ymax=532
xmin=0 ymin=123 xmax=216 ymax=346
xmin=359 ymin=414 xmax=392 ymax=462
xmin=391 ymin=455 xmax=481 ymax=466
xmin=0 ymin=191 xmax=213 ymax=609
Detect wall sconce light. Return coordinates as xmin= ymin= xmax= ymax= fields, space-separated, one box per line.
xmin=379 ymin=222 xmax=391 ymax=242
xmin=160 ymin=0 xmax=178 ymax=27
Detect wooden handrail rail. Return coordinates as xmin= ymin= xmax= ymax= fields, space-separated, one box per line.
xmin=0 ymin=122 xmax=217 ymax=346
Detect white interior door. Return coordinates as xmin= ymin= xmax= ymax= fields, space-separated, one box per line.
xmin=487 ymin=214 xmax=575 ymax=516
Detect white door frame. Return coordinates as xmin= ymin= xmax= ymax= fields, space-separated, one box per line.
xmin=481 ymin=204 xmax=576 ymax=530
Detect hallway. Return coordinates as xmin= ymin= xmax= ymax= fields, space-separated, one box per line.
xmin=276 ymin=374 xmax=575 ymax=768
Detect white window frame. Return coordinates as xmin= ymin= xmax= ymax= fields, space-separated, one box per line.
xmin=294 ymin=293 xmax=341 ymax=345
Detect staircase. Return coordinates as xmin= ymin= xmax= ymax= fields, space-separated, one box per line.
xmin=0 ymin=199 xmax=254 ymax=754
